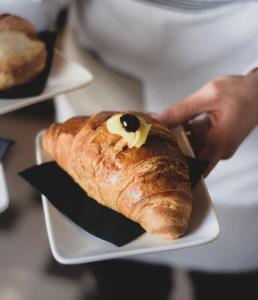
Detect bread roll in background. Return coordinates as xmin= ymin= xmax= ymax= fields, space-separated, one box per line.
xmin=0 ymin=14 xmax=46 ymax=91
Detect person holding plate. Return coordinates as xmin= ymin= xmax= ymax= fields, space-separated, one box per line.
xmin=1 ymin=0 xmax=258 ymax=299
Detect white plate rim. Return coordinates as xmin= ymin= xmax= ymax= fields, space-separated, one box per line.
xmin=0 ymin=162 xmax=9 ymax=213
xmin=0 ymin=50 xmax=93 ymax=115
xmin=35 ymin=130 xmax=220 ymax=265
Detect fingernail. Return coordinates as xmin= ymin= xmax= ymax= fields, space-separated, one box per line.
xmin=149 ymin=112 xmax=158 ymax=119
xmin=156 ymin=112 xmax=168 ymax=122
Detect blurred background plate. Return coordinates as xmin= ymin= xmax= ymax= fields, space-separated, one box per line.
xmin=0 ymin=163 xmax=9 ymax=213
xmin=0 ymin=50 xmax=93 ymax=115
xmin=35 ymin=128 xmax=220 ymax=265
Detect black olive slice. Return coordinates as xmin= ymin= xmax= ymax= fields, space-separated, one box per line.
xmin=120 ymin=114 xmax=140 ymax=132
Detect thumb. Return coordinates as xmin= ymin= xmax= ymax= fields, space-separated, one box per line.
xmin=198 ymin=129 xmax=221 ymax=176
xmin=156 ymin=89 xmax=211 ymax=126
xmin=200 ymin=146 xmax=221 ymax=177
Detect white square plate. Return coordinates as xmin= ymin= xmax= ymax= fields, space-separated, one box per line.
xmin=35 ymin=129 xmax=220 ymax=264
xmin=0 ymin=50 xmax=93 ymax=115
xmin=0 ymin=163 xmax=9 ymax=213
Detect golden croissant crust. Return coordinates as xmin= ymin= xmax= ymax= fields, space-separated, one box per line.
xmin=42 ymin=112 xmax=193 ymax=239
xmin=0 ymin=14 xmax=46 ymax=91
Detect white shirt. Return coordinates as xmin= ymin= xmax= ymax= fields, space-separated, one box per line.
xmin=71 ymin=0 xmax=258 ymax=272
xmin=2 ymin=0 xmax=258 ymax=272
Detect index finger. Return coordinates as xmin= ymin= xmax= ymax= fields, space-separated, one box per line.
xmin=157 ymin=86 xmax=215 ymax=126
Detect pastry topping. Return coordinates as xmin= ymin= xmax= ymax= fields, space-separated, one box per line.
xmin=106 ymin=113 xmax=151 ymax=148
xmin=120 ymin=114 xmax=140 ymax=132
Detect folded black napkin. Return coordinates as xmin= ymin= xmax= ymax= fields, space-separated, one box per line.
xmin=0 ymin=138 xmax=15 ymax=161
xmin=0 ymin=32 xmax=56 ymax=99
xmin=186 ymin=156 xmax=208 ymax=189
xmin=19 ymin=157 xmax=208 ymax=247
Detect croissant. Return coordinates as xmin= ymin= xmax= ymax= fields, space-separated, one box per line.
xmin=42 ymin=112 xmax=192 ymax=239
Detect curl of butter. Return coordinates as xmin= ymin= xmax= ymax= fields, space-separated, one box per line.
xmin=106 ymin=114 xmax=151 ymax=148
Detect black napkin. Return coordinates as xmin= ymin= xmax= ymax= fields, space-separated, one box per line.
xmin=186 ymin=156 xmax=208 ymax=189
xmin=0 ymin=32 xmax=56 ymax=99
xmin=20 ymin=162 xmax=145 ymax=246
xmin=0 ymin=138 xmax=14 ymax=161
xmin=19 ymin=157 xmax=208 ymax=247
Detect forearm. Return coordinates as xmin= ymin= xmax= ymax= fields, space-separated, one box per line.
xmin=254 ymin=72 xmax=258 ymax=125
xmin=246 ymin=70 xmax=258 ymax=125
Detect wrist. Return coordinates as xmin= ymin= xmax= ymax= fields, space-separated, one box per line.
xmin=245 ymin=71 xmax=258 ymax=125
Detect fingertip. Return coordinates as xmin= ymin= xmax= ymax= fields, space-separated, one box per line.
xmin=149 ymin=112 xmax=158 ymax=119
xmin=156 ymin=111 xmax=169 ymax=123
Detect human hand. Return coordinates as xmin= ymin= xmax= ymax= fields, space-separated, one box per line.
xmin=157 ymin=73 xmax=258 ymax=176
